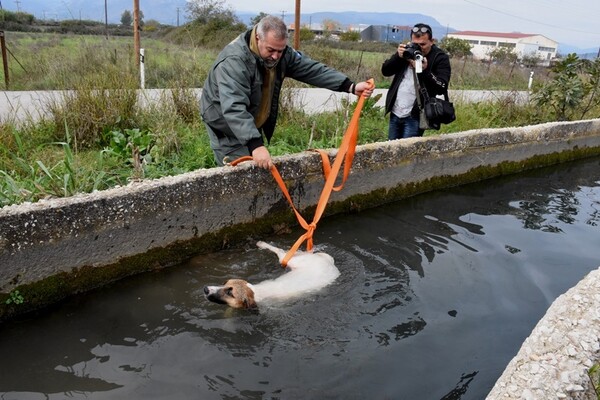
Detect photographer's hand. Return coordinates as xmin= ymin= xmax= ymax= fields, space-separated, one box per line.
xmin=397 ymin=44 xmax=406 ymax=58
xmin=408 ymin=56 xmax=428 ymax=71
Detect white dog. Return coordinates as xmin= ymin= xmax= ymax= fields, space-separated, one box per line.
xmin=203 ymin=241 xmax=340 ymax=309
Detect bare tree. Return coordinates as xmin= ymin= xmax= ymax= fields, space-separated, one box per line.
xmin=186 ymin=0 xmax=238 ymax=24
xmin=250 ymin=12 xmax=269 ymax=26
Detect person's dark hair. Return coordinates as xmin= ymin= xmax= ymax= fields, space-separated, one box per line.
xmin=257 ymin=15 xmax=289 ymax=41
xmin=411 ymin=23 xmax=433 ymax=40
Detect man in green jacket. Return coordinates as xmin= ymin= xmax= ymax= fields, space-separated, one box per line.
xmin=201 ymin=15 xmax=374 ymax=169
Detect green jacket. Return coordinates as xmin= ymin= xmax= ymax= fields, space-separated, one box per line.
xmin=200 ymin=29 xmax=353 ymax=153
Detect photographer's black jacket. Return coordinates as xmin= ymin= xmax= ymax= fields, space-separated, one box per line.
xmin=381 ymin=44 xmax=451 ymax=117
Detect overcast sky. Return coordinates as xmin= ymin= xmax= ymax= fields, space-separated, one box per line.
xmin=225 ymin=0 xmax=600 ymax=49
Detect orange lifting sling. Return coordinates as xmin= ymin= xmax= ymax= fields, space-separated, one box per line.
xmin=230 ymin=78 xmax=375 ymax=266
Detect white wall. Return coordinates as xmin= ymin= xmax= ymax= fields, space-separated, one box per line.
xmin=448 ymin=33 xmax=558 ymax=65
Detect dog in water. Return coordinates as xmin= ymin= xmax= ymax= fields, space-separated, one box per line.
xmin=203 ymin=241 xmax=340 ymax=309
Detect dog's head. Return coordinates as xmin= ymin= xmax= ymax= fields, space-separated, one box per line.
xmin=203 ymin=279 xmax=258 ymax=310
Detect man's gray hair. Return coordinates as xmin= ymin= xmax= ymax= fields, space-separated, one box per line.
xmin=257 ymin=15 xmax=289 ymax=41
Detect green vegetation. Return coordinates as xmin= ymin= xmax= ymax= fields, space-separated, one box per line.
xmin=1 ymin=7 xmax=599 ymax=209
xmin=4 ymin=290 xmax=24 ymax=305
xmin=533 ymin=54 xmax=600 ymax=121
xmin=590 ymin=364 xmax=600 ymax=399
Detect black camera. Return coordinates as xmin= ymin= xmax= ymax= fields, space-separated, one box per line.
xmin=403 ymin=42 xmax=422 ymax=60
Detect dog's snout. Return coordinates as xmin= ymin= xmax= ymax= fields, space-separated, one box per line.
xmin=203 ymin=286 xmax=210 ymax=295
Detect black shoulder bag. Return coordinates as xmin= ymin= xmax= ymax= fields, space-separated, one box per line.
xmin=413 ymin=69 xmax=456 ymax=130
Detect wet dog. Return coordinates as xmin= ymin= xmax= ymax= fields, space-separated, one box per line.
xmin=203 ymin=241 xmax=340 ymax=309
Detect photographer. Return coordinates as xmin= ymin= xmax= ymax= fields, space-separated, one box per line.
xmin=381 ymin=23 xmax=451 ymax=139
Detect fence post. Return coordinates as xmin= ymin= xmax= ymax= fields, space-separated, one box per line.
xmin=0 ymin=31 xmax=9 ymax=89
xmin=528 ymin=71 xmax=534 ymax=92
xmin=139 ymin=48 xmax=145 ymax=89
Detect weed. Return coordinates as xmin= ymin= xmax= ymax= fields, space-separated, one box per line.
xmin=103 ymin=128 xmax=155 ymax=179
xmin=532 ymin=55 xmax=600 ymax=121
xmin=5 ymin=290 xmax=24 ymax=305
xmin=589 ymin=364 xmax=600 ymax=399
xmin=1 ymin=32 xmax=599 ymax=209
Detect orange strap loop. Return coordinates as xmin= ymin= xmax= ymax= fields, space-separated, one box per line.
xmin=229 ymin=78 xmax=375 ymax=266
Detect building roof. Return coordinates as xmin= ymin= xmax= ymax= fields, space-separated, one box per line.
xmin=451 ymin=31 xmax=537 ymax=39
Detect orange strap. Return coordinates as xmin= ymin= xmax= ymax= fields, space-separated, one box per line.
xmin=229 ymin=78 xmax=375 ymax=266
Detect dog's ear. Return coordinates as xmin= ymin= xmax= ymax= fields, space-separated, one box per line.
xmin=243 ymin=296 xmax=258 ymax=310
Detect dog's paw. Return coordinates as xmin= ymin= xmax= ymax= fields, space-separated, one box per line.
xmin=256 ymin=241 xmax=267 ymax=249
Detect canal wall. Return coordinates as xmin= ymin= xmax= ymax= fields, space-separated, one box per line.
xmin=487 ymin=266 xmax=600 ymax=399
xmin=2 ymin=118 xmax=600 ymax=395
xmin=2 ymin=119 xmax=600 ymax=317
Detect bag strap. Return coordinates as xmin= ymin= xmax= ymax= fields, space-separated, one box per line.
xmin=412 ymin=68 xmax=425 ymax=109
xmin=442 ymin=88 xmax=450 ymax=102
xmin=414 ymin=64 xmax=452 ymax=103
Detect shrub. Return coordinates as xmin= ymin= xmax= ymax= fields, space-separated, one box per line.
xmin=533 ymin=54 xmax=600 ymax=121
xmin=46 ymin=69 xmax=140 ymax=149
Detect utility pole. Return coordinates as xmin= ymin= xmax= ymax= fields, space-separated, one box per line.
xmin=104 ymin=0 xmax=108 ymax=39
xmin=133 ymin=0 xmax=141 ymax=66
xmin=15 ymin=0 xmax=21 ymax=12
xmin=176 ymin=7 xmax=179 ymax=27
xmin=280 ymin=10 xmax=285 ymax=21
xmin=294 ymin=0 xmax=300 ymax=49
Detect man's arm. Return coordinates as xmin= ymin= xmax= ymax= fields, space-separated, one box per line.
xmin=284 ymin=50 xmax=354 ymax=93
xmin=381 ymin=47 xmax=407 ymax=77
xmin=421 ymin=52 xmax=451 ymax=95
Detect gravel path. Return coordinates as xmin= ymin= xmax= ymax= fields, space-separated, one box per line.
xmin=487 ymin=267 xmax=600 ymax=399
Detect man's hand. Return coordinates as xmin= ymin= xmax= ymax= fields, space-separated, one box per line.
xmin=409 ymin=57 xmax=428 ymax=71
xmin=397 ymin=43 xmax=406 ymax=58
xmin=252 ymin=146 xmax=273 ymax=170
xmin=354 ymin=81 xmax=374 ymax=98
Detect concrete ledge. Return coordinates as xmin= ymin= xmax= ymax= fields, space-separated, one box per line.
xmin=1 ymin=119 xmax=600 ymax=321
xmin=487 ymin=266 xmax=600 ymax=399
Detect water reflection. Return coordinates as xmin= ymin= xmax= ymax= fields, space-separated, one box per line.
xmin=1 ymin=157 xmax=599 ymax=399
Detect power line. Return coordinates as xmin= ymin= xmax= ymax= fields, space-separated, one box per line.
xmin=462 ymin=0 xmax=600 ymax=36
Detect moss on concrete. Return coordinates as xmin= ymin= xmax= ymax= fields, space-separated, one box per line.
xmin=0 ymin=209 xmax=297 ymax=322
xmin=1 ymin=132 xmax=600 ymax=323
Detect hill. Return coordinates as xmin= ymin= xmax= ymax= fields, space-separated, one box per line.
xmin=240 ymin=11 xmax=452 ymax=37
xmin=5 ymin=2 xmax=596 ymax=55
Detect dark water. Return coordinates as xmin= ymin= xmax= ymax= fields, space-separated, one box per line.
xmin=1 ymin=157 xmax=600 ymax=400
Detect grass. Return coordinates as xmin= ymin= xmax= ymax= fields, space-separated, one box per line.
xmin=590 ymin=364 xmax=600 ymax=399
xmin=1 ymin=32 xmax=218 ymax=90
xmin=1 ymin=89 xmax=556 ymax=208
xmin=1 ymin=31 xmax=550 ymax=91
xmin=0 ymin=30 xmax=595 ymax=208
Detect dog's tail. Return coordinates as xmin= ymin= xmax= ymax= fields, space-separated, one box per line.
xmin=256 ymin=241 xmax=287 ymax=262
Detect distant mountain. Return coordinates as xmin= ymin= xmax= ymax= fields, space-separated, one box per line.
xmin=8 ymin=2 xmax=595 ymax=56
xmin=239 ymin=11 xmax=454 ymax=38
xmin=8 ymin=0 xmax=187 ymax=26
xmin=13 ymin=3 xmax=449 ymax=36
xmin=557 ymin=44 xmax=598 ymax=58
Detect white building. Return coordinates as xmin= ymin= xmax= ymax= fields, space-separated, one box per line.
xmin=447 ymin=31 xmax=558 ymax=65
